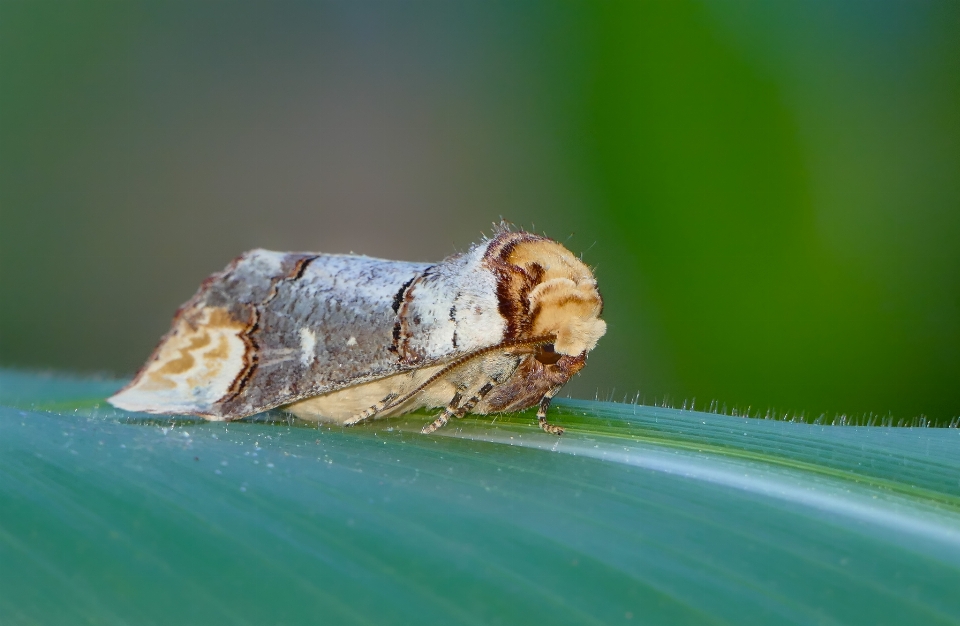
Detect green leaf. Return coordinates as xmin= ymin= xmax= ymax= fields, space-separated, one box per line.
xmin=2 ymin=370 xmax=959 ymax=625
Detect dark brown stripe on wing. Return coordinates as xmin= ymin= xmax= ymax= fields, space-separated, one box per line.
xmin=389 ymin=275 xmax=418 ymax=354
xmin=482 ymin=231 xmax=544 ymax=341
xmin=394 ymin=268 xmax=432 ymax=364
xmin=218 ymin=254 xmax=318 ymax=411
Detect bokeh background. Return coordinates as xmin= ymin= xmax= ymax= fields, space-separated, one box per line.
xmin=2 ymin=1 xmax=958 ymax=423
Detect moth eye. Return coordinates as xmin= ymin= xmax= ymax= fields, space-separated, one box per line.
xmin=534 ymin=343 xmax=562 ymax=365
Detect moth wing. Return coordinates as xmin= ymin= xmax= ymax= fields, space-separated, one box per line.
xmin=107 ymin=304 xmax=251 ymax=418
xmin=109 ymin=250 xmax=432 ymax=419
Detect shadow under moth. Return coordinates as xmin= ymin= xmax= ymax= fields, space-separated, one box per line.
xmin=108 ymin=226 xmax=606 ymax=435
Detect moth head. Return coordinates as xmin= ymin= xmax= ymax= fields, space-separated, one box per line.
xmin=504 ymin=237 xmax=606 ymax=357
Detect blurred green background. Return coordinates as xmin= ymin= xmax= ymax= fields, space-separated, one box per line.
xmin=2 ymin=1 xmax=958 ymax=424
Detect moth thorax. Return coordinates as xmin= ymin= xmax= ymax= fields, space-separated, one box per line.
xmin=507 ymin=239 xmax=607 ymax=356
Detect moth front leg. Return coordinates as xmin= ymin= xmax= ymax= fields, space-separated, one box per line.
xmin=421 ymin=381 xmax=497 ymax=434
xmin=537 ymin=385 xmax=565 ymax=435
xmin=421 ymin=392 xmax=463 ymax=434
xmin=456 ymin=382 xmax=495 ymax=415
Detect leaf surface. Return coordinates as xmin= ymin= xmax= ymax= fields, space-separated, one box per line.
xmin=1 ymin=370 xmax=958 ymax=625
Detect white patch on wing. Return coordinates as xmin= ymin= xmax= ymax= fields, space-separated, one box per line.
xmin=299 ymin=328 xmax=316 ymax=366
xmin=346 ymin=336 xmax=357 ymax=346
xmin=445 ymin=245 xmax=507 ymax=352
xmin=108 ymin=307 xmax=247 ymax=416
xmin=402 ymin=242 xmax=506 ymax=359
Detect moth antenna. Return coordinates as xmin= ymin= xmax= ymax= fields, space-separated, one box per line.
xmin=343 ymin=392 xmax=399 ymax=427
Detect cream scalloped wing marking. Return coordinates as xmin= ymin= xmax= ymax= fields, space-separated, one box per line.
xmin=108 ymin=307 xmax=248 ymax=416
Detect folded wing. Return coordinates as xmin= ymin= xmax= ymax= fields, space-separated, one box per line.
xmin=109 ymin=250 xmax=432 ymax=419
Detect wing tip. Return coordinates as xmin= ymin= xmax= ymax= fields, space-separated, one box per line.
xmin=106 ymin=386 xmax=227 ymax=420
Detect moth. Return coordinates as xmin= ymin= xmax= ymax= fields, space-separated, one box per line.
xmin=108 ymin=226 xmax=606 ymax=435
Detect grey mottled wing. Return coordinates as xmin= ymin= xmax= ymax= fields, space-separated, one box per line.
xmin=109 ymin=249 xmax=433 ymax=419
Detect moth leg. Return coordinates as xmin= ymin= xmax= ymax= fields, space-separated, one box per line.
xmin=421 ymin=392 xmax=463 ymax=434
xmin=453 ymin=382 xmax=495 ymax=418
xmin=537 ymin=386 xmax=565 ymax=436
xmin=421 ymin=379 xmax=500 ymax=434
xmin=343 ymin=393 xmax=399 ymax=427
